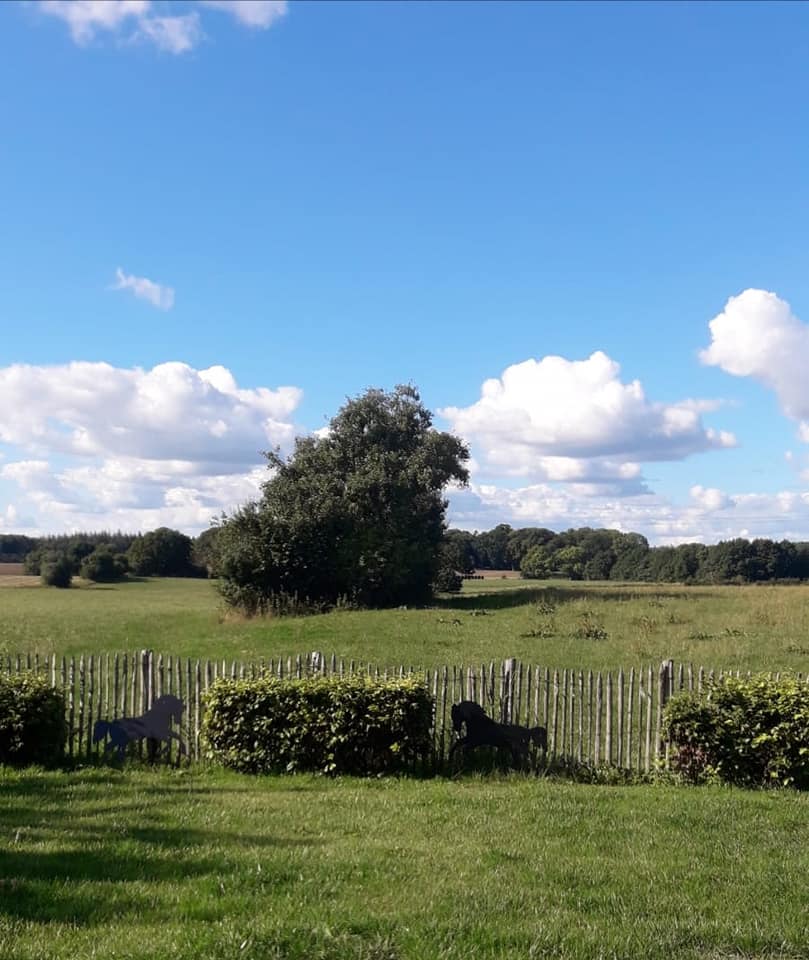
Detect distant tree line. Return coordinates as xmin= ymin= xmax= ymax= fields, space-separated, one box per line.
xmin=443 ymin=524 xmax=809 ymax=584
xmin=0 ymin=534 xmax=38 ymax=563
xmin=2 ymin=529 xmax=209 ymax=587
xmin=7 ymin=520 xmax=809 ymax=590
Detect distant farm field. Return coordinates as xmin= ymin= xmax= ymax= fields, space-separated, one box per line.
xmin=2 ymin=576 xmax=809 ymax=673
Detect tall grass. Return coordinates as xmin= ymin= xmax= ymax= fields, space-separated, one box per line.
xmin=2 ymin=576 xmax=809 ymax=672
xmin=1 ymin=767 xmax=807 ymax=959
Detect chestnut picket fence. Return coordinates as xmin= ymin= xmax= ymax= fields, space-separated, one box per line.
xmin=2 ymin=651 xmax=791 ymax=770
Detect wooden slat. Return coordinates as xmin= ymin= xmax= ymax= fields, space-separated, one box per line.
xmin=551 ymin=669 xmax=559 ymax=758
xmin=68 ymin=657 xmax=75 ymax=759
xmin=626 ymin=667 xmax=634 ymax=771
xmin=594 ymin=671 xmax=602 ymax=765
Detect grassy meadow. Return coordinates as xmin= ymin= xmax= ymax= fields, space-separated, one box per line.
xmin=1 ymin=766 xmax=808 ymax=960
xmin=2 ymin=573 xmax=809 ymax=673
xmin=2 ymin=575 xmax=809 ymax=958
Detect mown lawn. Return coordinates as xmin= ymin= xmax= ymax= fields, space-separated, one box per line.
xmin=0 ymin=766 xmax=807 ymax=960
xmin=3 ymin=575 xmax=809 ymax=673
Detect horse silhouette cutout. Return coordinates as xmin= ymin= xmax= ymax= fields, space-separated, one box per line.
xmin=93 ymin=694 xmax=186 ymax=762
xmin=450 ymin=700 xmax=547 ymax=767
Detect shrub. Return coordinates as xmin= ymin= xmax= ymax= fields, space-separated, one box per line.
xmin=80 ymin=546 xmax=128 ymax=582
xmin=663 ymin=675 xmax=809 ymax=788
xmin=23 ymin=549 xmax=43 ymax=576
xmin=40 ymin=553 xmax=73 ymax=588
xmin=203 ymin=675 xmax=434 ymax=775
xmin=0 ymin=672 xmax=67 ymax=766
xmin=433 ymin=563 xmax=462 ymax=593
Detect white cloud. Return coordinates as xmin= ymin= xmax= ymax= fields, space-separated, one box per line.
xmin=0 ymin=458 xmax=270 ymax=535
xmin=689 ymin=484 xmax=732 ymax=511
xmin=135 ymin=12 xmax=202 ymax=55
xmin=0 ymin=460 xmax=54 ymax=491
xmin=113 ymin=267 xmax=175 ymax=311
xmin=0 ymin=361 xmax=302 ymax=534
xmin=39 ymin=0 xmax=149 ymax=45
xmin=200 ymin=0 xmax=288 ymax=29
xmin=440 ymin=351 xmax=735 ymax=492
xmin=0 ymin=361 xmax=301 ymax=464
xmin=700 ymin=289 xmax=809 ymax=439
xmin=36 ymin=0 xmax=286 ymax=53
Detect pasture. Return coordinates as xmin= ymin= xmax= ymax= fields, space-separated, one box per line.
xmin=1 ymin=767 xmax=808 ymax=960
xmin=2 ymin=576 xmax=809 ymax=958
xmin=2 ymin=574 xmax=809 ymax=673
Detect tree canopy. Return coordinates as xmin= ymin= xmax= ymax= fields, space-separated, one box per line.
xmin=126 ymin=527 xmax=197 ymax=577
xmin=217 ymin=385 xmax=469 ymax=613
xmin=446 ymin=524 xmax=809 ymax=585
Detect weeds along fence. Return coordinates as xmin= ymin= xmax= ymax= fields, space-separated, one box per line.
xmin=3 ymin=651 xmax=799 ymax=771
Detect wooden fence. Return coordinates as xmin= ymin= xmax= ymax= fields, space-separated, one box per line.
xmin=2 ymin=651 xmax=792 ymax=771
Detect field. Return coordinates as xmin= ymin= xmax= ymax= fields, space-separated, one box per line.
xmin=1 ymin=766 xmax=808 ymax=960
xmin=2 ymin=574 xmax=809 ymax=673
xmin=0 ymin=563 xmax=25 ymax=577
xmin=2 ymin=577 xmax=809 ymax=958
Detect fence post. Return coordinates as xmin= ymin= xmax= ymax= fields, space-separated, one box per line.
xmin=502 ymin=658 xmax=516 ymax=724
xmin=656 ymin=659 xmax=674 ymax=764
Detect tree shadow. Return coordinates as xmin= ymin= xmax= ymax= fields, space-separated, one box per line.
xmin=0 ymin=838 xmax=308 ymax=925
xmin=434 ymin=583 xmax=717 ymax=611
xmin=433 ymin=587 xmax=552 ymax=611
xmin=0 ymin=782 xmax=325 ymax=926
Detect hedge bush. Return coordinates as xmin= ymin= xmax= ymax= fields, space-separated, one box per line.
xmin=80 ymin=546 xmax=129 ymax=582
xmin=0 ymin=672 xmax=67 ymax=767
xmin=663 ymin=674 xmax=809 ymax=788
xmin=40 ymin=553 xmax=73 ymax=588
xmin=203 ymin=675 xmax=434 ymax=775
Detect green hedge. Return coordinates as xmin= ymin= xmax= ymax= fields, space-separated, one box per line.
xmin=203 ymin=675 xmax=434 ymax=775
xmin=0 ymin=672 xmax=67 ymax=767
xmin=663 ymin=674 xmax=809 ymax=788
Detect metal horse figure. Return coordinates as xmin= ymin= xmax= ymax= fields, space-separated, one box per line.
xmin=93 ymin=694 xmax=186 ymax=762
xmin=450 ymin=700 xmax=547 ymax=767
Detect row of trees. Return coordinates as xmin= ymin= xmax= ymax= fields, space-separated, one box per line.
xmin=444 ymin=525 xmax=809 ymax=584
xmin=21 ymin=528 xmax=203 ymax=587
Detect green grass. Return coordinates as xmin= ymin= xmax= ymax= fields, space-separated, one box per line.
xmin=3 ymin=575 xmax=809 ymax=673
xmin=1 ymin=766 xmax=807 ymax=959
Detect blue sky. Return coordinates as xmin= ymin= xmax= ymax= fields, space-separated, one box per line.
xmin=2 ymin=0 xmax=809 ymax=543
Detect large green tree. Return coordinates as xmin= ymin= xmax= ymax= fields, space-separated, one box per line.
xmin=217 ymin=385 xmax=469 ymax=612
xmin=127 ymin=527 xmax=196 ymax=577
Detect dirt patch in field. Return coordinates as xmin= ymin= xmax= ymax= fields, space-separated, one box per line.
xmin=0 ymin=563 xmax=25 ymax=576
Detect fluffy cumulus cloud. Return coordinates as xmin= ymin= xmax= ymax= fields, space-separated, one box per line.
xmin=113 ymin=267 xmax=175 ymax=310
xmin=700 ymin=288 xmax=809 ymax=439
xmin=440 ymin=351 xmax=735 ymax=494
xmin=0 ymin=361 xmax=302 ymax=534
xmin=36 ymin=0 xmax=287 ymax=53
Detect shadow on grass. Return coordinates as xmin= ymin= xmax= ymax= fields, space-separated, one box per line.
xmin=0 ymin=771 xmax=326 ymax=808
xmin=0 ymin=838 xmax=307 ymax=925
xmin=434 ymin=583 xmax=715 ymax=612
xmin=0 ymin=788 xmax=324 ymax=926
